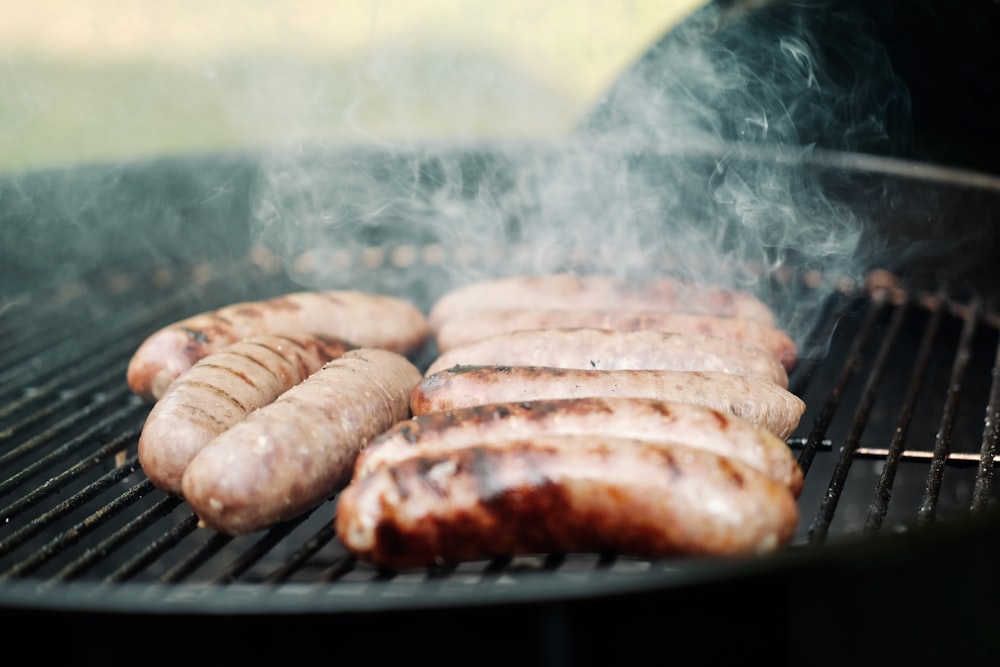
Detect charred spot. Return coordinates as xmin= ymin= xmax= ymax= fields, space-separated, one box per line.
xmin=388 ymin=466 xmax=410 ymax=500
xmin=709 ymin=409 xmax=731 ymax=430
xmin=447 ymin=365 xmax=490 ymax=376
xmin=657 ymin=449 xmax=684 ymax=480
xmin=232 ymin=346 xmax=285 ymax=383
xmin=179 ymin=326 xmax=209 ymax=344
xmin=398 ymin=422 xmax=419 ymax=444
xmin=374 ymin=519 xmax=416 ymax=564
xmin=183 ymin=377 xmax=251 ymax=413
xmin=717 ymin=457 xmax=746 ymax=489
xmin=413 ymin=456 xmax=452 ymax=498
xmin=491 ymin=404 xmax=512 ymax=419
xmin=647 ymin=400 xmax=677 ymax=421
xmin=520 ymin=399 xmax=566 ymax=421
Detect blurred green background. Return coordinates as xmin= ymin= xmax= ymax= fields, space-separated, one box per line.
xmin=0 ymin=1 xmax=703 ymax=174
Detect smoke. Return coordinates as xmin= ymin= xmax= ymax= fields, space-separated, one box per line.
xmin=248 ymin=0 xmax=912 ymax=350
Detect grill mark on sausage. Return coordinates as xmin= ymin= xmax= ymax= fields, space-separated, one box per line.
xmin=657 ymin=447 xmax=684 ymax=480
xmin=717 ymin=456 xmax=746 ymax=490
xmin=219 ymin=346 xmax=286 ymax=387
xmin=709 ymin=409 xmax=731 ymax=431
xmin=172 ymin=400 xmax=231 ymax=431
xmin=319 ymin=293 xmax=348 ymax=307
xmin=338 ymin=436 xmax=799 ymax=568
xmin=179 ymin=377 xmax=251 ymax=413
xmin=202 ymin=313 xmax=234 ymax=327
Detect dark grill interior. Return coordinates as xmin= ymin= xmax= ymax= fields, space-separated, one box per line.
xmin=2 ymin=245 xmax=999 ymax=606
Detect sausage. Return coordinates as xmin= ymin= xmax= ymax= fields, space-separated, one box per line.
xmin=428 ymin=273 xmax=777 ymax=331
xmin=127 ymin=290 xmax=429 ymax=402
xmin=410 ymin=365 xmax=805 ymax=439
xmin=434 ymin=309 xmax=798 ymax=369
xmin=180 ymin=348 xmax=421 ymax=535
xmin=335 ymin=435 xmax=800 ymax=569
xmin=424 ymin=328 xmax=789 ymax=388
xmin=138 ymin=334 xmax=356 ymax=495
xmin=353 ymin=397 xmax=803 ymax=496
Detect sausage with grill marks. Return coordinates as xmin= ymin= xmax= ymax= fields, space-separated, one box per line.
xmin=424 ymin=328 xmax=789 ymax=388
xmin=138 ymin=334 xmax=356 ymax=494
xmin=410 ymin=365 xmax=805 ymax=439
xmin=181 ymin=348 xmax=421 ymax=535
xmin=353 ymin=397 xmax=803 ymax=496
xmin=428 ymin=273 xmax=777 ymax=331
xmin=126 ymin=290 xmax=429 ymax=402
xmin=434 ymin=309 xmax=798 ymax=369
xmin=335 ymin=435 xmax=800 ymax=570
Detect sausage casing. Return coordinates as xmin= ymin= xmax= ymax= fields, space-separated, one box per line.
xmin=428 ymin=273 xmax=777 ymax=331
xmin=138 ymin=334 xmax=356 ymax=494
xmin=411 ymin=365 xmax=805 ymax=439
xmin=336 ymin=435 xmax=800 ymax=570
xmin=353 ymin=397 xmax=803 ymax=496
xmin=424 ymin=328 xmax=789 ymax=388
xmin=181 ymin=348 xmax=421 ymax=535
xmin=127 ymin=290 xmax=429 ymax=402
xmin=434 ymin=309 xmax=798 ymax=369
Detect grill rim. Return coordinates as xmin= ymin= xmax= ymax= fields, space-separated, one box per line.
xmin=2 ymin=503 xmax=999 ymax=615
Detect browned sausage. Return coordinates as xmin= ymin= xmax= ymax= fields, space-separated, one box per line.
xmin=127 ymin=290 xmax=429 ymax=402
xmin=434 ymin=309 xmax=798 ymax=369
xmin=138 ymin=334 xmax=356 ymax=495
xmin=335 ymin=435 xmax=800 ymax=569
xmin=424 ymin=328 xmax=789 ymax=388
xmin=428 ymin=273 xmax=777 ymax=331
xmin=410 ymin=365 xmax=805 ymax=439
xmin=353 ymin=397 xmax=803 ymax=496
xmin=181 ymin=348 xmax=421 ymax=535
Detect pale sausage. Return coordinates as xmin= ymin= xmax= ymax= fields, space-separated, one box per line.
xmin=181 ymin=348 xmax=421 ymax=535
xmin=127 ymin=290 xmax=428 ymax=402
xmin=138 ymin=334 xmax=355 ymax=494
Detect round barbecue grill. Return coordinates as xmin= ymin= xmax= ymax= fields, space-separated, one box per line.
xmin=4 ymin=0 xmax=1000 ymax=663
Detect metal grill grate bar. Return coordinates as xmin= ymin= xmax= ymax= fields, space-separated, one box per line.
xmin=50 ymin=494 xmax=185 ymax=582
xmin=808 ymin=297 xmax=909 ymax=545
xmin=864 ymin=291 xmax=949 ymax=534
xmin=796 ymin=293 xmax=889 ymax=475
xmin=262 ymin=522 xmax=339 ymax=584
xmin=159 ymin=533 xmax=234 ymax=584
xmin=0 ymin=379 xmax=133 ymax=453
xmin=0 ymin=475 xmax=156 ymax=580
xmin=0 ymin=412 xmax=141 ymax=516
xmin=918 ymin=298 xmax=983 ymax=524
xmin=971 ymin=329 xmax=1000 ymax=510
xmin=105 ymin=513 xmax=201 ymax=584
xmin=209 ymin=511 xmax=317 ymax=585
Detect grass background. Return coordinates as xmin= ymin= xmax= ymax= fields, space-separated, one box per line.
xmin=0 ymin=1 xmax=703 ymax=174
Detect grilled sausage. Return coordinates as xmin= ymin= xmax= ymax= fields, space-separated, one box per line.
xmin=410 ymin=365 xmax=805 ymax=439
xmin=353 ymin=397 xmax=803 ymax=496
xmin=127 ymin=290 xmax=429 ymax=402
xmin=138 ymin=334 xmax=356 ymax=495
xmin=424 ymin=328 xmax=789 ymax=387
xmin=335 ymin=435 xmax=800 ymax=569
xmin=434 ymin=309 xmax=798 ymax=369
xmin=428 ymin=273 xmax=777 ymax=331
xmin=181 ymin=348 xmax=421 ymax=535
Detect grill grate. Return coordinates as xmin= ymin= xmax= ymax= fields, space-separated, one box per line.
xmin=1 ymin=250 xmax=998 ymax=611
